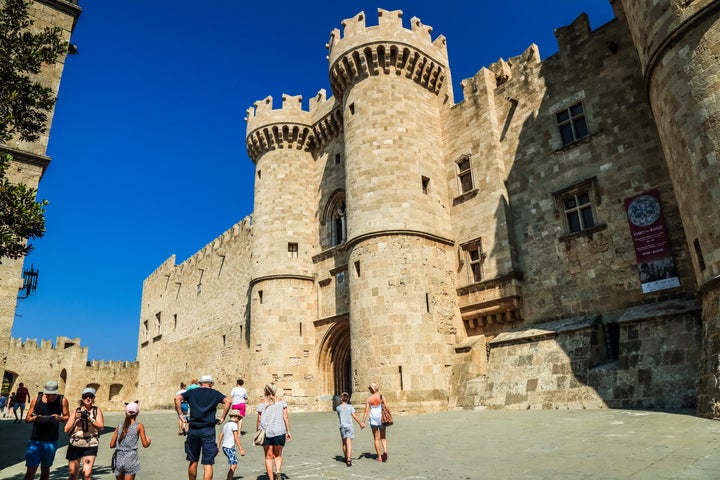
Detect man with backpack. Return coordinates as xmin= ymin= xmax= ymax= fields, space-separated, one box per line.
xmin=23 ymin=380 xmax=70 ymax=480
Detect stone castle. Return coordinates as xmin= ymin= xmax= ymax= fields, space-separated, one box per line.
xmin=5 ymin=1 xmax=720 ymax=416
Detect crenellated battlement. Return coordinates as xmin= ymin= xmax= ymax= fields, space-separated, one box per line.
xmin=459 ymin=44 xmax=541 ymax=101
xmin=144 ymin=215 xmax=253 ymax=286
xmin=326 ymin=9 xmax=450 ymax=100
xmin=9 ymin=335 xmax=86 ymax=353
xmin=245 ymin=90 xmax=342 ymax=162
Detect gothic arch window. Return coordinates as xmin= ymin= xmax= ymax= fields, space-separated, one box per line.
xmin=323 ymin=190 xmax=347 ymax=248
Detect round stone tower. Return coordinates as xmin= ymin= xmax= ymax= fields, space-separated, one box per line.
xmin=327 ymin=9 xmax=463 ymax=411
xmin=245 ymin=94 xmax=316 ymax=404
xmin=619 ymin=1 xmax=720 ymax=416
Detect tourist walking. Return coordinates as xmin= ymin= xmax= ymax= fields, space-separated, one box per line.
xmin=336 ymin=391 xmax=364 ymax=466
xmin=175 ymin=382 xmax=189 ymax=436
xmin=109 ymin=401 xmax=151 ymax=480
xmin=174 ymin=374 xmax=231 ymax=480
xmin=14 ymin=382 xmax=30 ymax=423
xmin=362 ymin=382 xmax=389 ymax=462
xmin=23 ymin=380 xmax=70 ymax=480
xmin=229 ymin=379 xmax=248 ymax=432
xmin=256 ymin=382 xmax=291 ymax=480
xmin=64 ymin=387 xmax=104 ymax=480
xmin=8 ymin=392 xmax=17 ymax=420
xmin=217 ymin=409 xmax=246 ymax=480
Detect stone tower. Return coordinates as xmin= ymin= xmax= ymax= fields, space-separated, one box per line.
xmin=245 ymin=94 xmax=318 ymax=397
xmin=0 ymin=0 xmax=81 ymax=379
xmin=326 ymin=9 xmax=464 ymax=409
xmin=618 ymin=0 xmax=720 ymax=417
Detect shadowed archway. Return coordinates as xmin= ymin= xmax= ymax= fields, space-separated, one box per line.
xmin=318 ymin=317 xmax=351 ymax=398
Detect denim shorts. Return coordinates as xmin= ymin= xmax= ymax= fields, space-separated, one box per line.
xmin=26 ymin=440 xmax=57 ymax=468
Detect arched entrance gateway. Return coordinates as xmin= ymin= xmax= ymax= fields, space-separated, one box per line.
xmin=318 ymin=318 xmax=351 ymax=401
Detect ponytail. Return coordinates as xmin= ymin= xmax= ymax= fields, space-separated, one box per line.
xmin=118 ymin=413 xmax=134 ymax=445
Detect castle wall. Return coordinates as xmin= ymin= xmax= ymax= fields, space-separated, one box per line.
xmin=5 ymin=336 xmax=137 ymax=412
xmin=136 ymin=220 xmax=254 ymax=409
xmin=127 ymin=5 xmax=717 ymax=414
xmin=620 ymin=0 xmax=720 ymax=418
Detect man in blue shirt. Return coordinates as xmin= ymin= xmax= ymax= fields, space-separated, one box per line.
xmin=175 ymin=375 xmax=231 ymax=480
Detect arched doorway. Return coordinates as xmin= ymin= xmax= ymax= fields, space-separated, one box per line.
xmin=2 ymin=371 xmax=17 ymax=396
xmin=318 ymin=318 xmax=351 ymax=399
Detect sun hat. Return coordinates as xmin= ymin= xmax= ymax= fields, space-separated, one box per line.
xmin=199 ymin=375 xmax=214 ymax=384
xmin=229 ymin=409 xmax=240 ymax=418
xmin=125 ymin=401 xmax=139 ymax=414
xmin=44 ymin=381 xmax=59 ymax=394
xmin=82 ymin=387 xmax=96 ymax=396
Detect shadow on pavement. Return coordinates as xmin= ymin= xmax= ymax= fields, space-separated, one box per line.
xmin=0 ymin=420 xmax=114 ymax=472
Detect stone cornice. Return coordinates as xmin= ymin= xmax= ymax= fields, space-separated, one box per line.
xmin=246 ymin=122 xmax=314 ymax=163
xmin=249 ymin=274 xmax=314 ymax=288
xmin=0 ymin=145 xmax=51 ymax=174
xmin=329 ymin=41 xmax=447 ymax=100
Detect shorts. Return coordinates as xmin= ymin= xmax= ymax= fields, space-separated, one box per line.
xmin=185 ymin=427 xmax=218 ymax=465
xmin=25 ymin=440 xmax=57 ymax=468
xmin=222 ymin=446 xmax=238 ymax=465
xmin=231 ymin=403 xmax=246 ymax=417
xmin=263 ymin=434 xmax=286 ymax=447
xmin=339 ymin=426 xmax=355 ymax=439
xmin=181 ymin=403 xmax=189 ymax=415
xmin=66 ymin=445 xmax=99 ymax=461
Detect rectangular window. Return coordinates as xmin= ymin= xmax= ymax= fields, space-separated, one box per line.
xmin=556 ymin=102 xmax=589 ymax=146
xmin=563 ymin=192 xmax=595 ymax=232
xmin=554 ymin=179 xmax=600 ymax=235
xmin=288 ymin=242 xmax=298 ymax=258
xmin=456 ymin=155 xmax=474 ymax=194
xmin=461 ymin=239 xmax=485 ymax=284
xmin=335 ymin=153 xmax=341 ymax=165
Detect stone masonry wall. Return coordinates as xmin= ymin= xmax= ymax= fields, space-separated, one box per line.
xmin=136 ymin=219 xmax=253 ymax=409
xmin=5 ymin=336 xmax=137 ymax=412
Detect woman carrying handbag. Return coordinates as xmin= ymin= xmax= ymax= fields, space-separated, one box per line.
xmin=362 ymin=382 xmax=390 ymax=462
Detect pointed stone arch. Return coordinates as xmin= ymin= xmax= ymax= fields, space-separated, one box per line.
xmin=318 ymin=317 xmax=352 ymax=398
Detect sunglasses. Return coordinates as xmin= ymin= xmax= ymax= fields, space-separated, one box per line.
xmin=82 ymin=394 xmax=95 ymax=399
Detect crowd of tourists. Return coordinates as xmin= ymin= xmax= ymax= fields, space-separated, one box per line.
xmin=5 ymin=376 xmax=393 ymax=480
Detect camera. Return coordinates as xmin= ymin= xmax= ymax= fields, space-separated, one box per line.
xmin=80 ymin=410 xmax=89 ymax=419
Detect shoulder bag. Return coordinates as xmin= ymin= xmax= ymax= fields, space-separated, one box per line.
xmin=380 ymin=394 xmax=393 ymax=426
xmin=253 ymin=402 xmax=278 ymax=446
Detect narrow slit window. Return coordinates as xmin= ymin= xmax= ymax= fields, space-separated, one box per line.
xmin=422 ymin=176 xmax=430 ymax=194
xmin=355 ymin=261 xmax=361 ymax=277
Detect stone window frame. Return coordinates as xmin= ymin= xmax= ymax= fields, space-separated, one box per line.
xmin=321 ymin=189 xmax=347 ymax=248
xmin=455 ymin=154 xmax=474 ymax=195
xmin=459 ymin=238 xmax=486 ymax=285
xmin=553 ymin=177 xmax=606 ymax=240
xmin=549 ymin=91 xmax=594 ymax=150
xmin=288 ymin=242 xmax=299 ymax=258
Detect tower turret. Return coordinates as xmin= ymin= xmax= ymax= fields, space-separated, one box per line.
xmin=619 ymin=0 xmax=720 ymax=416
xmin=328 ymin=9 xmax=463 ymax=411
xmin=245 ymin=94 xmax=316 ymax=403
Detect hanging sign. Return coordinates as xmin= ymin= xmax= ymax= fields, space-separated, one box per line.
xmin=624 ymin=189 xmax=680 ymax=293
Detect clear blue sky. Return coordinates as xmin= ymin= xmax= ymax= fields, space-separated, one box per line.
xmin=11 ymin=1 xmax=615 ymax=361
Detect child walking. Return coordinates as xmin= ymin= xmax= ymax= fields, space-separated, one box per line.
xmin=336 ymin=392 xmax=364 ymax=466
xmin=109 ymin=401 xmax=151 ymax=480
xmin=217 ymin=409 xmax=246 ymax=480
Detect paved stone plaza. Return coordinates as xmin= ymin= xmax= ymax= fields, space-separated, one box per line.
xmin=1 ymin=408 xmax=720 ymax=479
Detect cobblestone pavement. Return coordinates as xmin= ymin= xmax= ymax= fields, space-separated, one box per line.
xmin=1 ymin=408 xmax=720 ymax=479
